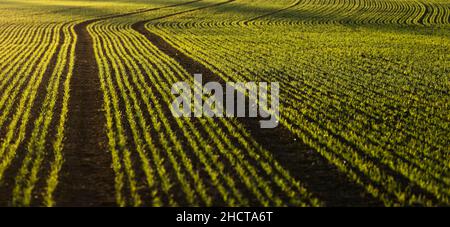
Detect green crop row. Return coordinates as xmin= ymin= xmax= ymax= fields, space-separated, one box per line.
xmin=0 ymin=21 xmax=78 ymax=206
xmin=0 ymin=0 xmax=197 ymax=206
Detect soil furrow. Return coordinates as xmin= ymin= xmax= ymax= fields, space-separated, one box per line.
xmin=54 ymin=21 xmax=116 ymax=206
xmin=132 ymin=9 xmax=383 ymax=205
xmin=54 ymin=0 xmax=205 ymax=206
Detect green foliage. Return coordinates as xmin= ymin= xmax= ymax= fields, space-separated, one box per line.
xmin=147 ymin=0 xmax=450 ymax=205
xmin=0 ymin=0 xmax=448 ymax=206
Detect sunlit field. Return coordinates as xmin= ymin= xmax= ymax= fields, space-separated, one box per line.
xmin=0 ymin=0 xmax=448 ymax=207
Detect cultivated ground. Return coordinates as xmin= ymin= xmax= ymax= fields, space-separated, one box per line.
xmin=0 ymin=0 xmax=448 ymax=206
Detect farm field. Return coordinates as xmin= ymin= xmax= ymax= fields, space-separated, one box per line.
xmin=0 ymin=0 xmax=448 ymax=207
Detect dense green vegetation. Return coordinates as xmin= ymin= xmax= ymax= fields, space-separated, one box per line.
xmin=147 ymin=0 xmax=450 ymax=205
xmin=0 ymin=0 xmax=448 ymax=206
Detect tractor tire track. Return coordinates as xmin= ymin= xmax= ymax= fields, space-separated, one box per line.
xmin=131 ymin=1 xmax=382 ymax=206
xmin=54 ymin=20 xmax=115 ymax=206
xmin=54 ymin=0 xmax=204 ymax=206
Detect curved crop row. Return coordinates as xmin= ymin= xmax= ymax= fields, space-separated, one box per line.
xmin=0 ymin=0 xmax=84 ymax=205
xmin=142 ymin=0 xmax=450 ymax=206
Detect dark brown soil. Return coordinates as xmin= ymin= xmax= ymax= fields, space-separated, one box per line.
xmin=52 ymin=0 xmax=206 ymax=207
xmin=53 ymin=19 xmax=116 ymax=206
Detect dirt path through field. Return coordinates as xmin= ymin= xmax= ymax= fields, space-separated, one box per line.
xmin=55 ymin=0 xmax=202 ymax=206
xmin=54 ymin=20 xmax=115 ymax=206
xmin=131 ymin=1 xmax=382 ymax=205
